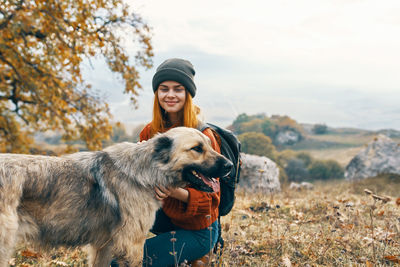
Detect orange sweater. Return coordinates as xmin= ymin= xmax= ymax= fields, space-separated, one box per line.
xmin=140 ymin=123 xmax=221 ymax=230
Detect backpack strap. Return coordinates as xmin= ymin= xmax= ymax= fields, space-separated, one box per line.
xmin=197 ymin=121 xmax=209 ymax=132
xmin=198 ymin=122 xmax=222 ymax=148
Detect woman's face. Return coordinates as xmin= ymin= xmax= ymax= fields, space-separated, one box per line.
xmin=157 ymin=81 xmax=186 ymax=114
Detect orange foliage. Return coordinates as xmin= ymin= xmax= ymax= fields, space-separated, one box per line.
xmin=0 ymin=0 xmax=153 ymax=152
xmin=384 ymin=255 xmax=400 ymax=264
xmin=20 ymin=249 xmax=40 ymax=258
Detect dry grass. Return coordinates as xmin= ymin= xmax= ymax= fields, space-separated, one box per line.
xmin=10 ymin=246 xmax=87 ymax=266
xmin=218 ymin=177 xmax=400 ymax=266
xmin=308 ymin=133 xmax=375 ymax=146
xmin=11 ymin=178 xmax=400 ymax=266
xmin=297 ymin=147 xmax=362 ymax=167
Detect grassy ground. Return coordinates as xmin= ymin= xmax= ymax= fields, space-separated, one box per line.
xmin=219 ymin=176 xmax=400 ymax=266
xmin=295 ymin=147 xmax=362 ymax=167
xmin=287 ymin=128 xmax=376 ymax=151
xmin=11 ymin=177 xmax=400 ymax=266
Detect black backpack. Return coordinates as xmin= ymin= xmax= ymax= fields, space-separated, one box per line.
xmin=199 ymin=122 xmax=242 ymax=216
xmin=199 ymin=122 xmax=241 ymax=254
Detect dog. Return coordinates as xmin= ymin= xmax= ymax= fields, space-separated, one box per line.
xmin=0 ymin=127 xmax=232 ymax=266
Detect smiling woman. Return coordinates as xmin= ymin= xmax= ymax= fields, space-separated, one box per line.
xmin=157 ymin=81 xmax=186 ymax=122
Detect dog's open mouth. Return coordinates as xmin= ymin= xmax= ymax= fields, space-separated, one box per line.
xmin=183 ymin=168 xmax=219 ymax=193
xmin=191 ymin=170 xmax=218 ymax=191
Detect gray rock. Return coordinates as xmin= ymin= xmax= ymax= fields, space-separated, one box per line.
xmin=275 ymin=130 xmax=301 ymax=145
xmin=301 ymin=182 xmax=314 ymax=190
xmin=289 ymin=181 xmax=314 ymax=190
xmin=375 ymin=129 xmax=400 ymax=138
xmin=345 ymin=134 xmax=400 ymax=180
xmin=289 ymin=182 xmax=301 ymax=190
xmin=238 ymin=153 xmax=281 ymax=193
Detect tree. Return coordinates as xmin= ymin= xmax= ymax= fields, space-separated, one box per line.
xmin=271 ymin=115 xmax=304 ymax=138
xmin=312 ymin=123 xmax=328 ymax=135
xmin=231 ymin=113 xmax=250 ymax=133
xmin=232 ymin=113 xmax=305 ymax=146
xmin=231 ymin=113 xmax=268 ymax=134
xmin=0 ymin=0 xmax=153 ymax=153
xmin=261 ymin=118 xmax=276 ymax=138
xmin=239 ymin=119 xmax=264 ymax=134
xmin=238 ymin=132 xmax=276 ymax=160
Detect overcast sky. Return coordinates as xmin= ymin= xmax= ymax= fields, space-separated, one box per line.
xmin=84 ymin=0 xmax=400 ymax=131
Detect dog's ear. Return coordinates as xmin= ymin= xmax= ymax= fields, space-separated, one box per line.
xmin=153 ymin=136 xmax=173 ymax=163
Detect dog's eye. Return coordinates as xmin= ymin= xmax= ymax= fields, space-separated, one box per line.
xmin=191 ymin=145 xmax=203 ymax=153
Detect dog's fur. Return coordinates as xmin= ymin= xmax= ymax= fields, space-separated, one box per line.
xmin=0 ymin=127 xmax=232 ymax=266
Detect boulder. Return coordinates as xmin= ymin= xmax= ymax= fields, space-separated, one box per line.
xmin=289 ymin=182 xmax=314 ymax=191
xmin=289 ymin=182 xmax=301 ymax=191
xmin=238 ymin=153 xmax=281 ymax=193
xmin=300 ymin=181 xmax=314 ymax=190
xmin=345 ymin=134 xmax=400 ymax=180
xmin=275 ymin=130 xmax=301 ymax=145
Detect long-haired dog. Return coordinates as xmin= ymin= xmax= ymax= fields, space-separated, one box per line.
xmin=0 ymin=127 xmax=232 ymax=266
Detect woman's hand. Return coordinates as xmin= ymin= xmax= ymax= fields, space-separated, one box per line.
xmin=154 ymin=185 xmax=170 ymax=201
xmin=154 ymin=185 xmax=189 ymax=203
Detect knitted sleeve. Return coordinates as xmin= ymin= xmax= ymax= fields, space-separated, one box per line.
xmin=139 ymin=123 xmax=152 ymax=141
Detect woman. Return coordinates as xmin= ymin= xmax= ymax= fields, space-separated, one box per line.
xmin=139 ymin=58 xmax=221 ymax=266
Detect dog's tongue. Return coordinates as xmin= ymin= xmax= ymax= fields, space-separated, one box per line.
xmin=198 ymin=173 xmax=220 ymax=192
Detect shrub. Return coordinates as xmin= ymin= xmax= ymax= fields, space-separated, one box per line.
xmin=261 ymin=118 xmax=276 ymax=137
xmin=296 ymin=152 xmax=313 ymax=167
xmin=284 ymin=158 xmax=309 ymax=182
xmin=312 ymin=123 xmax=328 ymax=134
xmin=232 ymin=113 xmax=250 ymax=134
xmin=309 ymin=160 xmax=344 ymax=180
xmin=275 ymin=149 xmax=297 ymax=167
xmin=239 ymin=119 xmax=264 ymax=134
xmin=238 ymin=132 xmax=276 ymax=160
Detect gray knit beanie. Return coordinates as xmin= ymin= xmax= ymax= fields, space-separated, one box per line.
xmin=152 ymin=58 xmax=197 ymax=97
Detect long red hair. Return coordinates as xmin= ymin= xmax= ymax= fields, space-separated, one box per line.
xmin=149 ymin=90 xmax=200 ymax=137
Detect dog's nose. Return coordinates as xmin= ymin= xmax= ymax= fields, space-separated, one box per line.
xmin=223 ymin=160 xmax=233 ymax=175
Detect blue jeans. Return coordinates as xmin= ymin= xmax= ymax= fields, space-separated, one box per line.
xmin=111 ymin=209 xmax=219 ymax=267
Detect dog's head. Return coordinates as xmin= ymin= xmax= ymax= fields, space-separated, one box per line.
xmin=152 ymin=127 xmax=233 ymax=193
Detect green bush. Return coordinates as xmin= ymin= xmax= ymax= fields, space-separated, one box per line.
xmin=238 ymin=132 xmax=276 ymax=160
xmin=309 ymin=160 xmax=344 ymax=180
xmin=312 ymin=124 xmax=328 ymax=134
xmin=284 ymin=158 xmax=309 ymax=182
xmin=232 ymin=113 xmax=267 ymax=134
xmin=261 ymin=118 xmax=276 ymax=137
xmin=239 ymin=119 xmax=264 ymax=134
xmin=275 ymin=149 xmax=297 ymax=167
xmin=296 ymin=152 xmax=313 ymax=167
xmin=275 ymin=151 xmax=343 ymax=182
